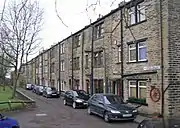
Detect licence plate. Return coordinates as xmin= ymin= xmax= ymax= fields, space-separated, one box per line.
xmin=52 ymin=94 xmax=57 ymax=95
xmin=83 ymin=103 xmax=88 ymax=105
xmin=123 ymin=114 xmax=132 ymax=117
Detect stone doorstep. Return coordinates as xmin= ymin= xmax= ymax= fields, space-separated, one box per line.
xmin=134 ymin=115 xmax=151 ymax=123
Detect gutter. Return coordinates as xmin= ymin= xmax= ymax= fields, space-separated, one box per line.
xmin=71 ymin=33 xmax=74 ymax=89
xmin=90 ymin=24 xmax=94 ymax=96
xmin=81 ymin=31 xmax=85 ymax=90
xmin=59 ymin=43 xmax=61 ymax=92
xmin=120 ymin=8 xmax=124 ymax=99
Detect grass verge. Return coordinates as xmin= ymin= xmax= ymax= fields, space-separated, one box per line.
xmin=0 ymin=86 xmax=25 ymax=112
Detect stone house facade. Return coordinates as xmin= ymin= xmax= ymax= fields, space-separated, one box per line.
xmin=21 ymin=0 xmax=180 ymax=117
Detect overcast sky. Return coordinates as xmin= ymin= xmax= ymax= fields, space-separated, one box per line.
xmin=0 ymin=0 xmax=128 ymax=59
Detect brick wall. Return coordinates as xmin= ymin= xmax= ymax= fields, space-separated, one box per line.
xmin=166 ymin=0 xmax=180 ymax=117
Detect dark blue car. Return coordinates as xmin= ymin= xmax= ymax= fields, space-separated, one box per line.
xmin=0 ymin=114 xmax=20 ymax=128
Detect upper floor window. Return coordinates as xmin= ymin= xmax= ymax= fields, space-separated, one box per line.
xmin=50 ymin=63 xmax=55 ymax=73
xmin=94 ymin=51 xmax=103 ymax=68
xmin=60 ymin=43 xmax=65 ymax=54
xmin=73 ymin=57 xmax=80 ymax=70
xmin=85 ymin=54 xmax=89 ymax=68
xmin=128 ymin=40 xmax=147 ymax=62
xmin=44 ymin=53 xmax=48 ymax=60
xmin=118 ymin=46 xmax=121 ymax=62
xmin=50 ymin=47 xmax=55 ymax=58
xmin=69 ymin=59 xmax=72 ymax=70
xmin=128 ymin=2 xmax=146 ymax=25
xmin=44 ymin=66 xmax=48 ymax=73
xmin=73 ymin=34 xmax=81 ymax=48
xmin=94 ymin=22 xmax=104 ymax=39
xmin=60 ymin=60 xmax=65 ymax=71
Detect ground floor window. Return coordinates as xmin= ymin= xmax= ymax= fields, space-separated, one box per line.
xmin=74 ymin=79 xmax=80 ymax=90
xmin=61 ymin=80 xmax=65 ymax=91
xmin=128 ymin=80 xmax=147 ymax=105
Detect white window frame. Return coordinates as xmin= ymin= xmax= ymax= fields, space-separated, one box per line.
xmin=138 ymin=81 xmax=147 ymax=98
xmin=137 ymin=2 xmax=146 ymax=22
xmin=118 ymin=46 xmax=121 ymax=62
xmin=129 ymin=6 xmax=136 ymax=25
xmin=129 ymin=43 xmax=136 ymax=62
xmin=60 ymin=43 xmax=65 ymax=54
xmin=60 ymin=60 xmax=65 ymax=71
xmin=138 ymin=41 xmax=147 ymax=61
xmin=45 ymin=66 xmax=48 ymax=73
xmin=128 ymin=81 xmax=137 ymax=98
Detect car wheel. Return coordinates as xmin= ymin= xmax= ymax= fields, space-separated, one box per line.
xmin=87 ymin=106 xmax=92 ymax=115
xmin=63 ymin=99 xmax=67 ymax=105
xmin=72 ymin=102 xmax=76 ymax=109
xmin=104 ymin=112 xmax=110 ymax=123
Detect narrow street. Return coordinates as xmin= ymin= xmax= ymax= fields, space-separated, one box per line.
xmin=4 ymin=89 xmax=138 ymax=128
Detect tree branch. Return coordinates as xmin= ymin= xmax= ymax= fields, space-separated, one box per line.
xmin=54 ymin=0 xmax=68 ymax=28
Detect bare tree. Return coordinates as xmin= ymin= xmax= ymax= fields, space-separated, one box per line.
xmin=0 ymin=0 xmax=44 ymax=98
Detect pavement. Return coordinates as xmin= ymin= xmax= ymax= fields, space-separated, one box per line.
xmin=2 ymin=89 xmax=148 ymax=128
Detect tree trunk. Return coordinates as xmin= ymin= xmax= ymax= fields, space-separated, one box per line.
xmin=12 ymin=70 xmax=18 ymax=99
xmin=3 ymin=76 xmax=5 ymax=91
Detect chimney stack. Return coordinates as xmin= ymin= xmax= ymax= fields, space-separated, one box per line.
xmin=118 ymin=1 xmax=126 ymax=7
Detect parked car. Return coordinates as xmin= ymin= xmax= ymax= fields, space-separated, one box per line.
xmin=26 ymin=83 xmax=33 ymax=90
xmin=32 ymin=85 xmax=38 ymax=93
xmin=36 ymin=85 xmax=46 ymax=95
xmin=63 ymin=90 xmax=90 ymax=108
xmin=0 ymin=113 xmax=20 ymax=128
xmin=60 ymin=90 xmax=65 ymax=98
xmin=43 ymin=87 xmax=59 ymax=98
xmin=87 ymin=94 xmax=138 ymax=122
xmin=137 ymin=118 xmax=180 ymax=128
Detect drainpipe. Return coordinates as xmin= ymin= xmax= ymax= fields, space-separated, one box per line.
xmin=71 ymin=33 xmax=74 ymax=90
xmin=160 ymin=0 xmax=164 ymax=117
xmin=81 ymin=32 xmax=85 ymax=90
xmin=120 ymin=8 xmax=124 ymax=99
xmin=35 ymin=58 xmax=36 ymax=84
xmin=59 ymin=42 xmax=61 ymax=92
xmin=50 ymin=52 xmax=52 ymax=86
xmin=42 ymin=53 xmax=44 ymax=85
xmin=103 ymin=48 xmax=108 ymax=94
xmin=90 ymin=23 xmax=94 ymax=96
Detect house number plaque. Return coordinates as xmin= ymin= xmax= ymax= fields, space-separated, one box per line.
xmin=150 ymin=88 xmax=160 ymax=102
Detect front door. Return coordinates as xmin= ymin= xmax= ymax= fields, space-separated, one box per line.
xmin=96 ymin=95 xmax=105 ymax=116
xmin=86 ymin=80 xmax=90 ymax=94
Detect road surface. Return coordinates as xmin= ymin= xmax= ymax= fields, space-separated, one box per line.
xmin=3 ymin=89 xmax=138 ymax=128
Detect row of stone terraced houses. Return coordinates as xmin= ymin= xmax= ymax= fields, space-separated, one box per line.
xmin=20 ymin=0 xmax=180 ymax=117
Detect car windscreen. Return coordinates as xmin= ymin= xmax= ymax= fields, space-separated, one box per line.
xmin=104 ymin=95 xmax=123 ymax=104
xmin=73 ymin=90 xmax=88 ymax=97
xmin=47 ymin=87 xmax=56 ymax=91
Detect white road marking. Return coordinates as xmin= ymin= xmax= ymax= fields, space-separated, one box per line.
xmin=35 ymin=113 xmax=47 ymax=116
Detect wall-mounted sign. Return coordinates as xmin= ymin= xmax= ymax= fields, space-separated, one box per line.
xmin=143 ymin=66 xmax=160 ymax=71
xmin=150 ymin=88 xmax=161 ymax=102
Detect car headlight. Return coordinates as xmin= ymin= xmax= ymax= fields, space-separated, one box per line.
xmin=110 ymin=110 xmax=121 ymax=114
xmin=75 ymin=99 xmax=83 ymax=103
xmin=133 ymin=109 xmax=138 ymax=113
xmin=47 ymin=91 xmax=52 ymax=94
